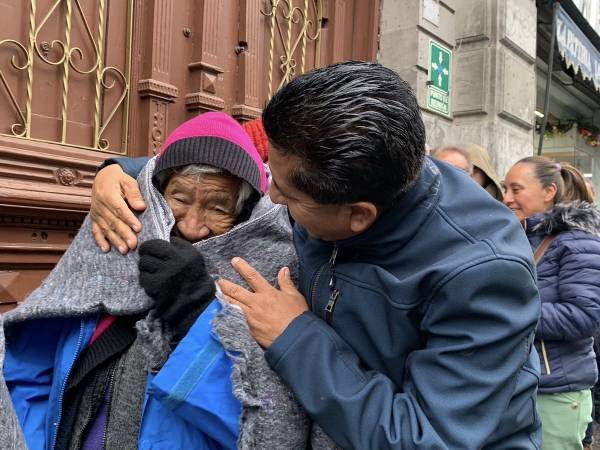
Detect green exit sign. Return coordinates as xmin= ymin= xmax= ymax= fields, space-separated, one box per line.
xmin=427 ymin=40 xmax=452 ymax=117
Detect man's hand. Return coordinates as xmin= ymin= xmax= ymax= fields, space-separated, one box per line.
xmin=90 ymin=164 xmax=146 ymax=254
xmin=218 ymin=258 xmax=308 ymax=348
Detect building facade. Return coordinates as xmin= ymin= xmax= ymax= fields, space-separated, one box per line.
xmin=379 ymin=0 xmax=600 ymax=191
xmin=3 ymin=0 xmax=600 ymax=306
xmin=379 ymin=0 xmax=538 ymax=177
xmin=534 ymin=0 xmax=600 ymax=198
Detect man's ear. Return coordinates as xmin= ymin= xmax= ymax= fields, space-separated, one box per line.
xmin=348 ymin=202 xmax=379 ymax=234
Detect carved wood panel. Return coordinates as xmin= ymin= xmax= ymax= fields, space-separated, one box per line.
xmin=0 ymin=0 xmax=380 ymax=308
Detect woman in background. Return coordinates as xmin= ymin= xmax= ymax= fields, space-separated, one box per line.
xmin=504 ymin=156 xmax=600 ymax=450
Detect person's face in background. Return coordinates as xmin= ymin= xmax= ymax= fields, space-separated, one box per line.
xmin=471 ymin=167 xmax=488 ymax=187
xmin=434 ymin=150 xmax=472 ymax=174
xmin=503 ymin=163 xmax=557 ymax=222
xmin=164 ymin=173 xmax=241 ymax=242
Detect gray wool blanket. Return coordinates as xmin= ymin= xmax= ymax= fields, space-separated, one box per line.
xmin=0 ymin=158 xmax=340 ymax=450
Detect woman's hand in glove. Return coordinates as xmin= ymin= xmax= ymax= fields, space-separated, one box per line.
xmin=138 ymin=237 xmax=216 ymax=341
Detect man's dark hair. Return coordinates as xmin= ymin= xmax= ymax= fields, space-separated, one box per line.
xmin=262 ymin=61 xmax=426 ymax=209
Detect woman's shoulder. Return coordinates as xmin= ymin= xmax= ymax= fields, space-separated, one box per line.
xmin=553 ymin=228 xmax=600 ymax=255
xmin=529 ymin=203 xmax=600 ymax=263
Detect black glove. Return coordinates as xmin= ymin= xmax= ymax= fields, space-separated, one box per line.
xmin=138 ymin=237 xmax=216 ymax=341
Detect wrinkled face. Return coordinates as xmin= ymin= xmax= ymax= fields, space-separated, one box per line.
xmin=503 ymin=163 xmax=555 ymax=222
xmin=164 ymin=173 xmax=241 ymax=242
xmin=435 ymin=150 xmax=471 ymax=174
xmin=267 ymin=147 xmax=352 ymax=241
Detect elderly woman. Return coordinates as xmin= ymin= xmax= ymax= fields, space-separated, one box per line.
xmin=0 ymin=113 xmax=337 ymax=450
xmin=431 ymin=146 xmax=474 ymax=174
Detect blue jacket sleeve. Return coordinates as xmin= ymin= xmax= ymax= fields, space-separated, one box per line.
xmin=98 ymin=157 xmax=150 ymax=178
xmin=265 ymin=258 xmax=541 ymax=449
xmin=3 ymin=320 xmax=62 ymax=450
xmin=538 ymin=238 xmax=600 ymax=340
xmin=148 ymin=300 xmax=241 ymax=450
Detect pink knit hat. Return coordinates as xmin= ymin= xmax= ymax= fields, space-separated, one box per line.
xmin=153 ymin=112 xmax=267 ymax=194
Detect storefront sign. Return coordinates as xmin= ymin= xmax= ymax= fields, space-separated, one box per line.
xmin=556 ymin=5 xmax=600 ymax=92
xmin=427 ymin=40 xmax=452 ymax=117
xmin=572 ymin=0 xmax=600 ymax=36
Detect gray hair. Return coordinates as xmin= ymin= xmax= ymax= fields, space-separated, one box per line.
xmin=158 ymin=164 xmax=254 ymax=217
xmin=432 ymin=146 xmax=474 ymax=173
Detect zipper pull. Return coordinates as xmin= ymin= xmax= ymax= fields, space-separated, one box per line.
xmin=329 ymin=246 xmax=338 ymax=266
xmin=325 ymin=245 xmax=340 ymax=324
xmin=325 ymin=289 xmax=340 ymax=324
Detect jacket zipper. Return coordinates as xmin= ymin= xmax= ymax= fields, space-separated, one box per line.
xmin=324 ymin=290 xmax=340 ymax=324
xmin=51 ymin=319 xmax=86 ymax=450
xmin=70 ymin=396 xmax=96 ymax=449
xmin=100 ymin=365 xmax=118 ymax=449
xmin=70 ymin=363 xmax=117 ymax=450
xmin=309 ymin=245 xmax=340 ymax=323
xmin=310 ymin=264 xmax=328 ymax=312
xmin=324 ymin=245 xmax=339 ymax=324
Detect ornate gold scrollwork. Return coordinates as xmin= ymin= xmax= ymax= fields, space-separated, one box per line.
xmin=97 ymin=67 xmax=129 ymax=151
xmin=0 ymin=0 xmax=132 ymax=153
xmin=262 ymin=0 xmax=323 ymax=98
xmin=33 ymin=0 xmax=68 ymax=66
xmin=0 ymin=40 xmax=31 ymax=137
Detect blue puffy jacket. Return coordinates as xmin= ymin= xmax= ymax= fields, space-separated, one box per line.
xmin=4 ymin=301 xmax=241 ymax=450
xmin=526 ymin=202 xmax=600 ymax=394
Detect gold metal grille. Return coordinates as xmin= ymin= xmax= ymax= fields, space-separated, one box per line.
xmin=0 ymin=0 xmax=133 ymax=154
xmin=262 ymin=0 xmax=323 ymax=98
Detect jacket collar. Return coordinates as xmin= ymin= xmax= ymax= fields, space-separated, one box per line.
xmin=527 ymin=202 xmax=600 ymax=237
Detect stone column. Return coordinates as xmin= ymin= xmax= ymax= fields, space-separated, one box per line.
xmin=452 ymin=0 xmax=537 ymax=176
xmin=378 ymin=0 xmax=536 ymax=177
xmin=378 ymin=0 xmax=457 ymax=148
